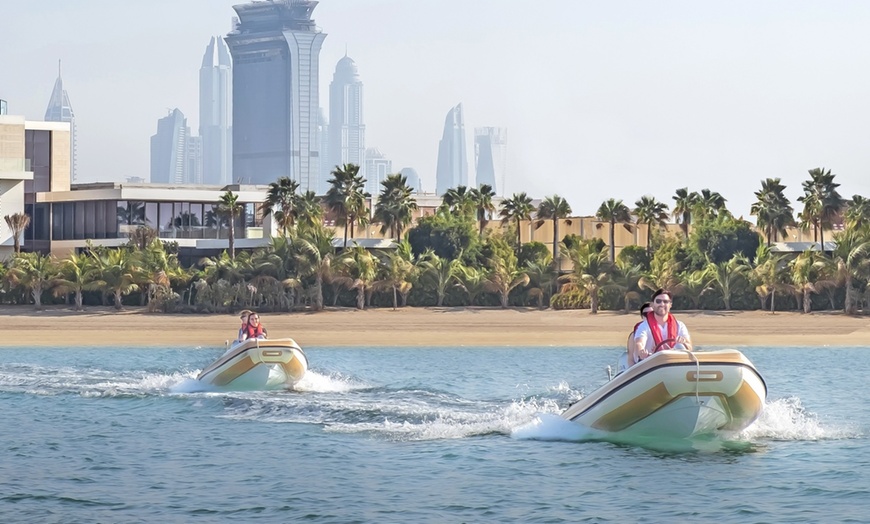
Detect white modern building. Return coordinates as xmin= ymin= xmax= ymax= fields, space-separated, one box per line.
xmin=364 ymin=148 xmax=391 ymax=196
xmin=474 ymin=127 xmax=507 ymax=195
xmin=328 ymin=55 xmax=365 ymax=183
xmin=435 ymin=103 xmax=468 ymax=195
xmin=199 ymin=36 xmax=233 ymax=186
xmin=150 ymin=109 xmax=189 ymax=185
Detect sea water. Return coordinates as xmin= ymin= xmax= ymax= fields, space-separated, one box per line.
xmin=1 ymin=345 xmax=867 ymax=523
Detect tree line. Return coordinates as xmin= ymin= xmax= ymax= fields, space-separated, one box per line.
xmin=2 ymin=165 xmax=870 ymax=315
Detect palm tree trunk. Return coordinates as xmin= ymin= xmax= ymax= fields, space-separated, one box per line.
xmin=803 ymin=290 xmax=811 ymax=313
xmin=313 ymin=274 xmax=324 ymax=311
xmin=356 ymin=287 xmax=365 ymax=310
xmin=553 ymin=219 xmax=560 ymax=274
xmin=770 ymin=289 xmax=776 ymax=313
xmin=31 ymin=285 xmax=43 ymax=310
xmin=76 ymin=291 xmax=84 ymax=311
xmin=229 ymin=220 xmax=236 ymax=260
xmin=845 ymin=275 xmax=854 ymax=314
xmin=609 ymin=220 xmax=616 ymax=262
xmin=114 ymin=290 xmax=123 ymax=310
xmin=392 ymin=286 xmax=398 ymax=310
xmin=591 ymin=291 xmax=599 ymax=314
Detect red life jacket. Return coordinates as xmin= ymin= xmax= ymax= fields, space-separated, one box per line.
xmin=644 ymin=311 xmax=678 ymax=351
xmin=244 ymin=323 xmax=265 ymax=339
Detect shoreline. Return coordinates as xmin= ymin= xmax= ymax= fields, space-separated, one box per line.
xmin=1 ymin=306 xmax=868 ymax=348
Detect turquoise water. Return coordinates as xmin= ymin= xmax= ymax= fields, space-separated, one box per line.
xmin=1 ymin=344 xmax=868 ymax=523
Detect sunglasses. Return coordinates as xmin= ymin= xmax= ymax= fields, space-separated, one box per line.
xmin=654 ymin=298 xmax=671 ymax=304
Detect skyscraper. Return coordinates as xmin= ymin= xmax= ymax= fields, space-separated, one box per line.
xmin=225 ymin=0 xmax=326 ymax=189
xmin=151 ymin=109 xmax=189 ymax=184
xmin=364 ymin=148 xmax=391 ymax=196
xmin=199 ymin=36 xmax=233 ymax=186
xmin=0 ymin=99 xmax=7 ymax=115
xmin=435 ymin=103 xmax=468 ymax=195
xmin=44 ymin=61 xmax=77 ymax=181
xmin=474 ymin=127 xmax=507 ymax=195
xmin=328 ymin=55 xmax=365 ymax=181
xmin=317 ymin=107 xmax=330 ymax=194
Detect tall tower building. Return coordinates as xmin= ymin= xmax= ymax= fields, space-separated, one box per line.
xmin=44 ymin=61 xmax=77 ymax=181
xmin=435 ymin=103 xmax=468 ymax=195
xmin=328 ymin=55 xmax=365 ymax=181
xmin=199 ymin=36 xmax=233 ymax=186
xmin=474 ymin=127 xmax=507 ymax=195
xmin=364 ymin=148 xmax=391 ymax=196
xmin=317 ymin=107 xmax=330 ymax=194
xmin=225 ymin=0 xmax=326 ymax=189
xmin=151 ymin=109 xmax=189 ymax=184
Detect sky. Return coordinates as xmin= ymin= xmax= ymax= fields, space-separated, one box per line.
xmin=4 ymin=0 xmax=870 ymax=221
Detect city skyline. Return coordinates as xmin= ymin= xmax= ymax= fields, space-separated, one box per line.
xmin=435 ymin=103 xmax=469 ymax=195
xmin=5 ymin=1 xmax=870 ymax=219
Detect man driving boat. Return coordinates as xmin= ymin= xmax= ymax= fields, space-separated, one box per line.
xmin=631 ymin=288 xmax=692 ymax=365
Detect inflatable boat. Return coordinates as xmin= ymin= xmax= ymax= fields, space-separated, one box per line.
xmin=197 ymin=338 xmax=308 ymax=390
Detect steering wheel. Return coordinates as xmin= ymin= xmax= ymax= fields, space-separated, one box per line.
xmin=653 ymin=338 xmax=678 ymax=353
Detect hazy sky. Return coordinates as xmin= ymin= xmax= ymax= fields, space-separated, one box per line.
xmin=4 ymin=0 xmax=870 ymax=220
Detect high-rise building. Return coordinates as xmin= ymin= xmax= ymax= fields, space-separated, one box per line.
xmin=328 ymin=55 xmax=365 ymax=181
xmin=0 ymin=99 xmax=7 ymax=115
xmin=435 ymin=103 xmax=468 ymax=195
xmin=151 ymin=109 xmax=189 ymax=184
xmin=199 ymin=36 xmax=233 ymax=186
xmin=474 ymin=127 xmax=507 ymax=195
xmin=317 ymin=107 xmax=330 ymax=194
xmin=186 ymin=135 xmax=204 ymax=185
xmin=225 ymin=0 xmax=326 ymax=189
xmin=399 ymin=167 xmax=422 ymax=193
xmin=44 ymin=61 xmax=77 ymax=181
xmin=364 ymin=148 xmax=391 ymax=196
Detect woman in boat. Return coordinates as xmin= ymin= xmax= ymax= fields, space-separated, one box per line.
xmin=241 ymin=312 xmax=267 ymax=340
xmin=236 ymin=309 xmax=253 ymax=342
xmin=630 ymin=289 xmax=692 ymax=365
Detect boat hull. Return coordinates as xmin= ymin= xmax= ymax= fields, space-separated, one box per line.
xmin=197 ymin=338 xmax=308 ymax=390
xmin=561 ymin=349 xmax=766 ymax=439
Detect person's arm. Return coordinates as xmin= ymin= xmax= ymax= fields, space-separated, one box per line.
xmin=633 ymin=325 xmax=649 ymax=363
xmin=677 ymin=323 xmax=692 ymax=351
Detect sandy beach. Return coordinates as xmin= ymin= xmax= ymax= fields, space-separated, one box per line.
xmin=1 ymin=305 xmax=868 ymax=348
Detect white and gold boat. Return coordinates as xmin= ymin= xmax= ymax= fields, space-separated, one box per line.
xmin=197 ymin=338 xmax=308 ymax=390
xmin=561 ymin=349 xmax=766 ymax=439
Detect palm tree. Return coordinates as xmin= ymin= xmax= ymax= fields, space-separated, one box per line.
xmin=295 ymin=190 xmax=324 ymax=232
xmin=262 ymin=177 xmax=300 ymax=236
xmin=485 ymin=240 xmax=529 ymax=308
xmin=751 ymin=178 xmax=795 ymax=246
xmin=705 ymin=255 xmax=749 ymax=310
xmin=373 ymin=173 xmax=418 ymax=239
xmin=672 ymin=188 xmax=700 ymax=239
xmin=338 ymin=245 xmax=378 ymax=309
xmin=419 ymin=250 xmax=461 ymax=307
xmin=4 ymin=212 xmax=31 ymax=253
xmin=789 ymin=249 xmax=835 ymax=313
xmin=844 ymin=195 xmax=870 ymax=231
xmin=55 ymin=252 xmax=100 ymax=310
xmin=633 ymin=196 xmax=670 ymax=255
xmin=537 ymin=195 xmax=573 ymax=272
xmin=375 ymin=240 xmax=416 ymax=310
xmin=499 ymin=192 xmax=535 ymax=252
xmin=695 ymin=189 xmax=730 ymax=221
xmin=93 ymin=248 xmax=141 ymax=310
xmin=292 ymin=223 xmax=337 ymax=311
xmin=596 ymin=198 xmax=632 ymax=262
xmin=752 ymin=244 xmax=788 ymax=313
xmin=325 ymin=163 xmax=370 ymax=248
xmin=612 ymin=258 xmax=645 ymax=312
xmin=6 ymin=252 xmax=57 ymax=309
xmin=797 ymin=167 xmax=845 ymax=253
xmin=832 ymin=228 xmax=870 ymax=314
xmin=441 ymin=185 xmax=476 ymax=217
xmin=560 ymin=242 xmax=613 ymax=314
xmin=217 ymin=191 xmax=244 ymax=260
xmin=471 ymin=184 xmax=496 ymax=236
